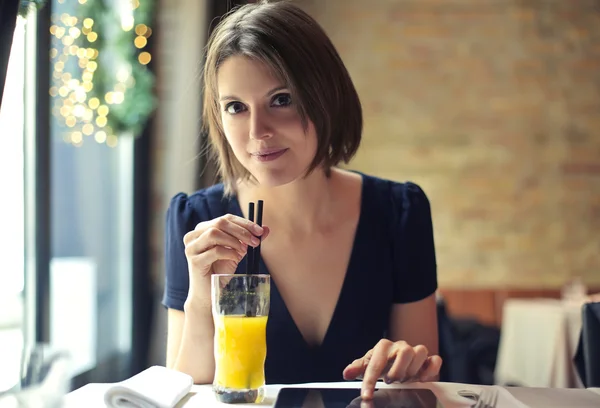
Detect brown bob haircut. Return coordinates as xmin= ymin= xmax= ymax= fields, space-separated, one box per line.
xmin=202 ymin=0 xmax=362 ymax=194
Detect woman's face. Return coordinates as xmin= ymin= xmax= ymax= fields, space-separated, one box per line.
xmin=217 ymin=55 xmax=318 ymax=188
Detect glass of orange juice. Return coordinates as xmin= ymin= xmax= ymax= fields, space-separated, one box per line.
xmin=211 ymin=274 xmax=270 ymax=404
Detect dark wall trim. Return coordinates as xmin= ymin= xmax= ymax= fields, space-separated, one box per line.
xmin=131 ymin=114 xmax=153 ymax=375
xmin=35 ymin=0 xmax=52 ymax=344
xmin=130 ymin=7 xmax=158 ymax=375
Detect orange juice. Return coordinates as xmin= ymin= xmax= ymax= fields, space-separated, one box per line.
xmin=214 ymin=315 xmax=268 ymax=390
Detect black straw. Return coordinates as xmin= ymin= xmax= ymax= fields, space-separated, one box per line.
xmin=253 ymin=200 xmax=263 ymax=275
xmin=246 ymin=202 xmax=255 ymax=276
xmin=245 ymin=201 xmax=262 ymax=319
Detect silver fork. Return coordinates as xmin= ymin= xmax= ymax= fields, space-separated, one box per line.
xmin=472 ymin=387 xmax=499 ymax=408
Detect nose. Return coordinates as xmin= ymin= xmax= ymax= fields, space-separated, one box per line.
xmin=249 ymin=109 xmax=273 ymax=140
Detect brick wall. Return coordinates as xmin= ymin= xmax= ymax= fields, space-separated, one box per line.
xmin=295 ymin=0 xmax=600 ymax=288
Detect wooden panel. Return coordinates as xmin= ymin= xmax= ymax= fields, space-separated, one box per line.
xmin=438 ymin=289 xmax=497 ymax=327
xmin=438 ymin=287 xmax=600 ymax=327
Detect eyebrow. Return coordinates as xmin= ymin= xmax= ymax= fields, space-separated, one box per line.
xmin=219 ymin=85 xmax=288 ymax=102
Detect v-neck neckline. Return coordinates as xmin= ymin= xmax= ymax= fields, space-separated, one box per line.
xmin=228 ymin=173 xmax=369 ymax=350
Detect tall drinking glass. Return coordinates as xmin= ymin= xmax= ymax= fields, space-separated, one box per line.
xmin=211 ymin=274 xmax=270 ymax=404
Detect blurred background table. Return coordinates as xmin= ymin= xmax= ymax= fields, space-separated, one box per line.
xmin=494 ymin=298 xmax=584 ymax=388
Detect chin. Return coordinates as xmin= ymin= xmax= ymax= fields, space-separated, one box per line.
xmin=252 ymin=169 xmax=305 ymax=188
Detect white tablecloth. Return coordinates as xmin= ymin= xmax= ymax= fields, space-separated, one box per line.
xmin=495 ymin=298 xmax=584 ymax=388
xmin=63 ymin=380 xmax=600 ymax=408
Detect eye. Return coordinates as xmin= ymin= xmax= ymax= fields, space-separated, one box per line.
xmin=271 ymin=93 xmax=292 ymax=107
xmin=225 ymin=102 xmax=246 ymax=114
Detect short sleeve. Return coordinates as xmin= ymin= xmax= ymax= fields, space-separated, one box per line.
xmin=389 ymin=182 xmax=438 ymax=303
xmin=162 ymin=193 xmax=202 ymax=311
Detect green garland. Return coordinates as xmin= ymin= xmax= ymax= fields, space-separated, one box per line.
xmin=49 ymin=0 xmax=156 ymax=144
xmin=19 ymin=0 xmax=47 ymax=17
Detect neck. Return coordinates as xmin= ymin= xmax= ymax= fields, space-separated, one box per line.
xmin=236 ymin=168 xmax=337 ymax=234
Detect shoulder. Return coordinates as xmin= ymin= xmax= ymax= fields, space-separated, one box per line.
xmin=163 ymin=186 xmax=230 ymax=311
xmin=167 ymin=183 xmax=230 ymax=223
xmin=358 ymin=174 xmax=438 ymax=303
xmin=359 ymin=172 xmax=432 ymax=215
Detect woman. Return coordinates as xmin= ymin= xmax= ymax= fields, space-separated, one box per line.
xmin=162 ymin=0 xmax=442 ymax=400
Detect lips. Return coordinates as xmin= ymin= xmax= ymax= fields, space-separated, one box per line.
xmin=251 ymin=147 xmax=288 ymax=162
xmin=253 ymin=148 xmax=287 ymax=156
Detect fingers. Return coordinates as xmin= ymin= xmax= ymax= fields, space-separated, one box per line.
xmin=418 ymin=355 xmax=443 ymax=382
xmin=261 ymin=225 xmax=271 ymax=240
xmin=184 ymin=214 xmax=266 ymax=248
xmin=345 ymin=341 xmax=443 ymax=402
xmin=361 ymin=339 xmax=394 ymax=399
xmin=343 ymin=357 xmax=367 ymax=381
xmin=216 ymin=213 xmax=265 ymax=245
xmin=186 ymin=227 xmax=247 ymax=257
xmin=382 ymin=342 xmax=412 ymax=384
xmin=387 ymin=344 xmax=428 ymax=383
xmin=183 ymin=214 xmax=270 ymax=277
xmin=189 ymin=245 xmax=243 ymax=269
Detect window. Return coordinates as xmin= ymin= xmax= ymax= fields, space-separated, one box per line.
xmin=0 ymin=0 xmax=154 ymax=391
xmin=0 ymin=15 xmax=27 ymax=392
xmin=48 ymin=0 xmax=135 ymax=382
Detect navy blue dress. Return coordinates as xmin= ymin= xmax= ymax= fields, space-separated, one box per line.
xmin=162 ymin=173 xmax=438 ymax=384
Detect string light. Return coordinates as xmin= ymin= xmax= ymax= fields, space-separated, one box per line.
xmin=104 ymin=92 xmax=114 ymax=104
xmin=83 ymin=109 xmax=93 ymax=121
xmin=97 ymin=105 xmax=109 ymax=116
xmin=134 ymin=35 xmax=147 ymax=49
xmin=82 ymin=123 xmax=94 ymax=135
xmin=121 ymin=16 xmax=134 ymax=31
xmin=94 ymin=131 xmax=107 ymax=144
xmin=138 ymin=52 xmax=151 ymax=65
xmin=87 ymin=61 xmax=97 ymax=71
xmin=134 ymin=24 xmax=147 ymax=36
xmin=88 ymin=97 xmax=100 ymax=109
xmin=113 ymin=92 xmax=124 ymax=104
xmin=95 ymin=116 xmax=107 ymax=128
xmin=50 ymin=3 xmax=154 ymax=147
xmin=106 ymin=135 xmax=118 ymax=148
xmin=71 ymin=131 xmax=83 ymax=144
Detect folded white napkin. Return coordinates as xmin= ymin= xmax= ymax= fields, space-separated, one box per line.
xmin=104 ymin=365 xmax=193 ymax=408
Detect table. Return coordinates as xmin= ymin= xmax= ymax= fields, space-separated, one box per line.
xmin=64 ymin=380 xmax=600 ymax=408
xmin=495 ymin=298 xmax=584 ymax=388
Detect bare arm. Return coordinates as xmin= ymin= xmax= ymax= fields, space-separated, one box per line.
xmin=166 ymin=297 xmax=215 ymax=384
xmin=164 ymin=214 xmax=268 ymax=384
xmin=388 ymin=293 xmax=439 ymax=378
xmin=388 ymin=293 xmax=438 ymax=353
xmin=342 ymin=292 xmax=442 ymax=399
